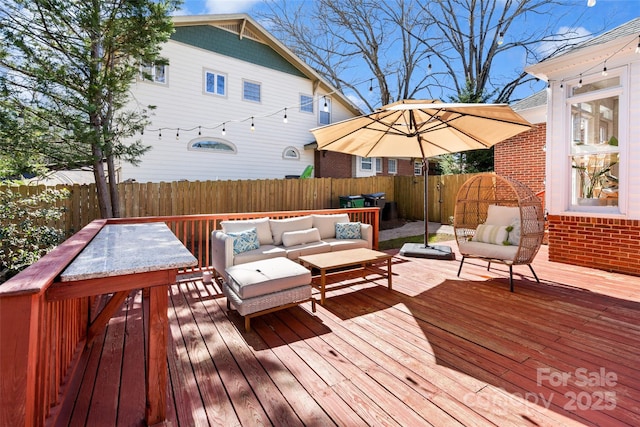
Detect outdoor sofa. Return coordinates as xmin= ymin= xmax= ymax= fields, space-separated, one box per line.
xmin=211 ymin=213 xmax=372 ymax=330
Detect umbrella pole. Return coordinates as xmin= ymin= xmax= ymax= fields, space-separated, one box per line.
xmin=423 ymin=159 xmax=429 ymax=248
xmin=398 ymin=158 xmax=455 ymax=260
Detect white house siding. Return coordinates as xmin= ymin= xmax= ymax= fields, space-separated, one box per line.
xmin=122 ymin=39 xmax=355 ymax=183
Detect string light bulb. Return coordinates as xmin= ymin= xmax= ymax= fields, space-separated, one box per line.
xmin=221 ymin=123 xmax=226 ymax=136
xmin=158 ymin=129 xmax=162 ymax=140
xmin=369 ymin=78 xmax=373 ymax=92
xmin=636 ymin=35 xmax=640 ymax=54
xmin=198 ymin=126 xmax=202 ymax=136
xmin=250 ymin=117 xmax=255 ymax=132
xmin=587 ymin=0 xmax=596 ymax=6
xmin=176 ymin=128 xmax=180 ymax=140
xmin=323 ymin=96 xmax=328 ymax=112
xmin=578 ymin=75 xmax=583 ymax=88
xmin=283 ymin=108 xmax=288 ymax=124
xmin=427 ymin=55 xmax=432 ymax=74
xmin=602 ymin=63 xmax=608 ymax=76
xmin=497 ymin=32 xmax=504 ymax=45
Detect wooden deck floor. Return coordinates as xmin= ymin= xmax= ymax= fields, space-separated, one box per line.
xmin=52 ymin=243 xmax=640 ymax=426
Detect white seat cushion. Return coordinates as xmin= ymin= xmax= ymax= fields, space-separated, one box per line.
xmin=284 ymin=241 xmax=331 ymax=260
xmin=233 ymin=245 xmax=286 ymax=265
xmin=226 ymin=257 xmax=311 ymax=299
xmin=324 ymin=238 xmax=369 ymax=251
xmin=458 ymin=240 xmax=518 ymax=262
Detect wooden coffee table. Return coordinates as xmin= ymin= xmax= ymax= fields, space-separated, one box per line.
xmin=299 ymin=248 xmax=393 ymax=304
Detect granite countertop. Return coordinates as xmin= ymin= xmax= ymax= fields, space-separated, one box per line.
xmin=60 ymin=222 xmax=198 ymax=282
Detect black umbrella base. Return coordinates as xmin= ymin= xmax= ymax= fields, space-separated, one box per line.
xmin=399 ymin=243 xmax=456 ymax=260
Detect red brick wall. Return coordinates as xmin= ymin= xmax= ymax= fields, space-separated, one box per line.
xmin=315 ymin=152 xmax=417 ymax=178
xmin=314 ymin=151 xmax=352 ymax=178
xmin=494 ymin=123 xmax=546 ymax=194
xmin=548 ymin=214 xmax=640 ymax=276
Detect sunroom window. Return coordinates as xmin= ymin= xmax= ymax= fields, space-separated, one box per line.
xmin=568 ymin=75 xmax=621 ymax=208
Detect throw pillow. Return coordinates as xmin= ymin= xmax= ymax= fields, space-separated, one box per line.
xmin=227 ymin=227 xmax=260 ymax=255
xmin=508 ymin=218 xmax=521 ymax=245
xmin=282 ymin=228 xmax=321 ymax=247
xmin=473 ymin=224 xmax=510 ymax=245
xmin=335 ymin=222 xmax=362 ymax=239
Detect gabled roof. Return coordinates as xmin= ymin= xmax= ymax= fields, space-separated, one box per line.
xmin=511 ymin=90 xmax=547 ymax=112
xmin=526 ymin=17 xmax=640 ymax=80
xmin=561 ymin=17 xmax=640 ymax=56
xmin=171 ymin=14 xmax=362 ymax=116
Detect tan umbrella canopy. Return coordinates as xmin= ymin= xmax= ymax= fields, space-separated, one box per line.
xmin=310 ymin=99 xmax=533 ymax=259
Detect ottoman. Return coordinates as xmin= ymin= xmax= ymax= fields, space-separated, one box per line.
xmin=223 ymin=257 xmax=315 ymax=331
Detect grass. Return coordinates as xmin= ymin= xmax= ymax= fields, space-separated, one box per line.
xmin=378 ymin=233 xmax=455 ymax=250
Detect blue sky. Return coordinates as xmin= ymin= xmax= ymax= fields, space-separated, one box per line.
xmin=176 ymin=1 xmax=639 ymax=103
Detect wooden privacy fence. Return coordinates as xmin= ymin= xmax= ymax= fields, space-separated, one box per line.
xmin=3 ymin=174 xmax=482 ymax=235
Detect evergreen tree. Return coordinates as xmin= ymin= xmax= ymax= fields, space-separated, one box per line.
xmin=0 ymin=0 xmax=180 ymax=217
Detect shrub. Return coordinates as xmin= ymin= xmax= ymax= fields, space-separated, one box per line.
xmin=0 ymin=187 xmax=69 ymax=283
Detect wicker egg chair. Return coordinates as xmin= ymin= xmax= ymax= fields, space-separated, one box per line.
xmin=453 ymin=173 xmax=544 ymax=291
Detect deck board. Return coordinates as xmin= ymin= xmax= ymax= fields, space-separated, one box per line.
xmin=53 ymin=243 xmax=640 ymax=426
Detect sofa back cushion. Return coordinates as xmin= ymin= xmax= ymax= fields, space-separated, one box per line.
xmin=221 ymin=217 xmax=273 ymax=245
xmin=282 ymin=228 xmax=321 ymax=247
xmin=269 ymin=215 xmax=313 ymax=245
xmin=312 ymin=213 xmax=350 ymax=239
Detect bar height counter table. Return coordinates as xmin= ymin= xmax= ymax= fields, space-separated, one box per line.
xmin=48 ymin=222 xmax=197 ymax=426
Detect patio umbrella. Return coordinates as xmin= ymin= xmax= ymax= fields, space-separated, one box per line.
xmin=310 ymin=99 xmax=533 ymax=259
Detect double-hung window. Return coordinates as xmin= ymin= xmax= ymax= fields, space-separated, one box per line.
xmin=567 ymin=74 xmax=622 ymax=210
xmin=140 ymin=63 xmax=166 ymax=84
xmin=319 ymin=96 xmax=331 ymax=125
xmin=204 ymin=70 xmax=226 ymax=96
xmin=360 ymin=157 xmax=372 ymax=171
xmin=388 ymin=159 xmax=398 ymax=174
xmin=375 ymin=158 xmax=382 ymax=173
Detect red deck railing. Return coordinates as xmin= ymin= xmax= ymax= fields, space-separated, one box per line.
xmin=0 ymin=208 xmax=379 ymax=426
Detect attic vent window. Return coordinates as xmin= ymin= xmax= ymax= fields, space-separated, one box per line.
xmin=189 ymin=138 xmax=236 ymax=154
xmin=283 ymin=147 xmax=300 ymax=160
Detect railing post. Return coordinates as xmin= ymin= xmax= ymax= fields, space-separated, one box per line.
xmin=0 ymin=293 xmax=40 ymax=427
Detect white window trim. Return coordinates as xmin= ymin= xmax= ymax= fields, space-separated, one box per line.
xmin=562 ymin=67 xmax=628 ymax=215
xmin=360 ymin=157 xmax=372 ymax=171
xmin=283 ymin=147 xmax=300 ymax=160
xmin=242 ymin=79 xmax=262 ymax=103
xmin=375 ymin=158 xmax=382 ymax=173
xmin=319 ymin=96 xmax=332 ymax=125
xmin=388 ymin=159 xmax=398 ymax=175
xmin=414 ymin=160 xmax=423 ymax=176
xmin=139 ymin=63 xmax=167 ymax=85
xmin=203 ymin=69 xmax=227 ymax=97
